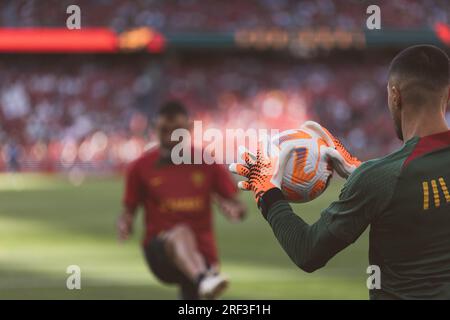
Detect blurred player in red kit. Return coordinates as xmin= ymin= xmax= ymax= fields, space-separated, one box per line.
xmin=117 ymin=101 xmax=246 ymax=299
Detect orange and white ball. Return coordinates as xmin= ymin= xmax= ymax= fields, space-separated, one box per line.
xmin=271 ymin=128 xmax=333 ymax=202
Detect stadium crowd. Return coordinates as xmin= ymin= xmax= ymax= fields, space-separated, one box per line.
xmin=2 ymin=51 xmax=449 ymax=172
xmin=0 ymin=0 xmax=449 ymax=171
xmin=0 ymin=0 xmax=448 ymax=32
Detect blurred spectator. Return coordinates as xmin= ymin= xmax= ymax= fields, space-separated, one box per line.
xmin=0 ymin=0 xmax=447 ymax=32
xmin=2 ymin=139 xmax=22 ymax=172
xmin=0 ymin=50 xmax=427 ymax=172
xmin=0 ymin=0 xmax=448 ymax=172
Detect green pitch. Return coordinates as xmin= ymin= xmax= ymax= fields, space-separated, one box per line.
xmin=0 ymin=173 xmax=369 ymax=299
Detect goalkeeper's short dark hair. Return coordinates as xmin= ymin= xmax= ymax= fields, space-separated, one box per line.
xmin=388 ymin=45 xmax=449 ymax=95
xmin=158 ymin=100 xmax=189 ymax=119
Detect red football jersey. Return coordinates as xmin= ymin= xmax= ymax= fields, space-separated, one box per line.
xmin=123 ymin=147 xmax=238 ymax=264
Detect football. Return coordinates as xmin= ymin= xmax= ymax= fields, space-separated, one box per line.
xmin=270 ymin=126 xmax=333 ymax=203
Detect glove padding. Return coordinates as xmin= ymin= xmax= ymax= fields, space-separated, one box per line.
xmin=229 ymin=142 xmax=295 ymax=202
xmin=229 ymin=122 xmax=361 ymax=202
xmin=301 ymin=121 xmax=361 ymax=179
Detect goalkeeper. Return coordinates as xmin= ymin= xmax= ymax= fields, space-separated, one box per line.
xmin=230 ymin=45 xmax=450 ymax=299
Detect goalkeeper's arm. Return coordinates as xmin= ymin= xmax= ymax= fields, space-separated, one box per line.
xmin=259 ymin=188 xmax=362 ymax=273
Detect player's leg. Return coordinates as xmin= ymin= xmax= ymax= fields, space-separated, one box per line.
xmin=144 ymin=225 xmax=228 ymax=299
xmin=144 ymin=234 xmax=203 ymax=299
xmin=179 ymin=281 xmax=200 ymax=300
xmin=163 ymin=224 xmax=207 ymax=282
xmin=163 ymin=224 xmax=229 ymax=299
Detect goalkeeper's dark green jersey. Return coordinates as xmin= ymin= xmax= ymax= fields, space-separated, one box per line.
xmin=261 ymin=130 xmax=450 ymax=299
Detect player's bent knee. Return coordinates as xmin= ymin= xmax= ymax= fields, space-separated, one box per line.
xmin=164 ymin=224 xmax=194 ymax=248
xmin=171 ymin=224 xmax=193 ymax=238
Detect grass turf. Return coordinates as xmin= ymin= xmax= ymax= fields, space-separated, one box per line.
xmin=0 ymin=173 xmax=369 ymax=299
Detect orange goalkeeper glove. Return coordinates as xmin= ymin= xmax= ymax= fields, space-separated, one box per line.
xmin=229 ymin=142 xmax=293 ymax=203
xmin=301 ymin=121 xmax=361 ymax=178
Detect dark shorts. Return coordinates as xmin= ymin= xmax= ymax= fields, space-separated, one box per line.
xmin=143 ymin=236 xmax=199 ymax=299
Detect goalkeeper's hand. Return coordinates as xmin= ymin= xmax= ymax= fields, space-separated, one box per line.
xmin=229 ymin=142 xmax=292 ymax=203
xmin=301 ymin=121 xmax=361 ymax=178
xmin=228 ymin=122 xmax=361 ymax=203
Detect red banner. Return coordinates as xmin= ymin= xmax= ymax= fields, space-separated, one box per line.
xmin=435 ymin=23 xmax=450 ymax=46
xmin=0 ymin=28 xmax=165 ymax=53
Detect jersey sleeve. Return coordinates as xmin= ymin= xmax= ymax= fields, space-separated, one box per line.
xmin=211 ymin=164 xmax=238 ymax=199
xmin=123 ymin=160 xmax=144 ymax=210
xmin=263 ymin=160 xmax=395 ymax=272
xmin=266 ymin=196 xmax=349 ymax=272
xmin=322 ymin=161 xmax=392 ymax=244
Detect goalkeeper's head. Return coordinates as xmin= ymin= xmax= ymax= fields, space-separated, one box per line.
xmin=387 ymin=45 xmax=449 ymax=141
